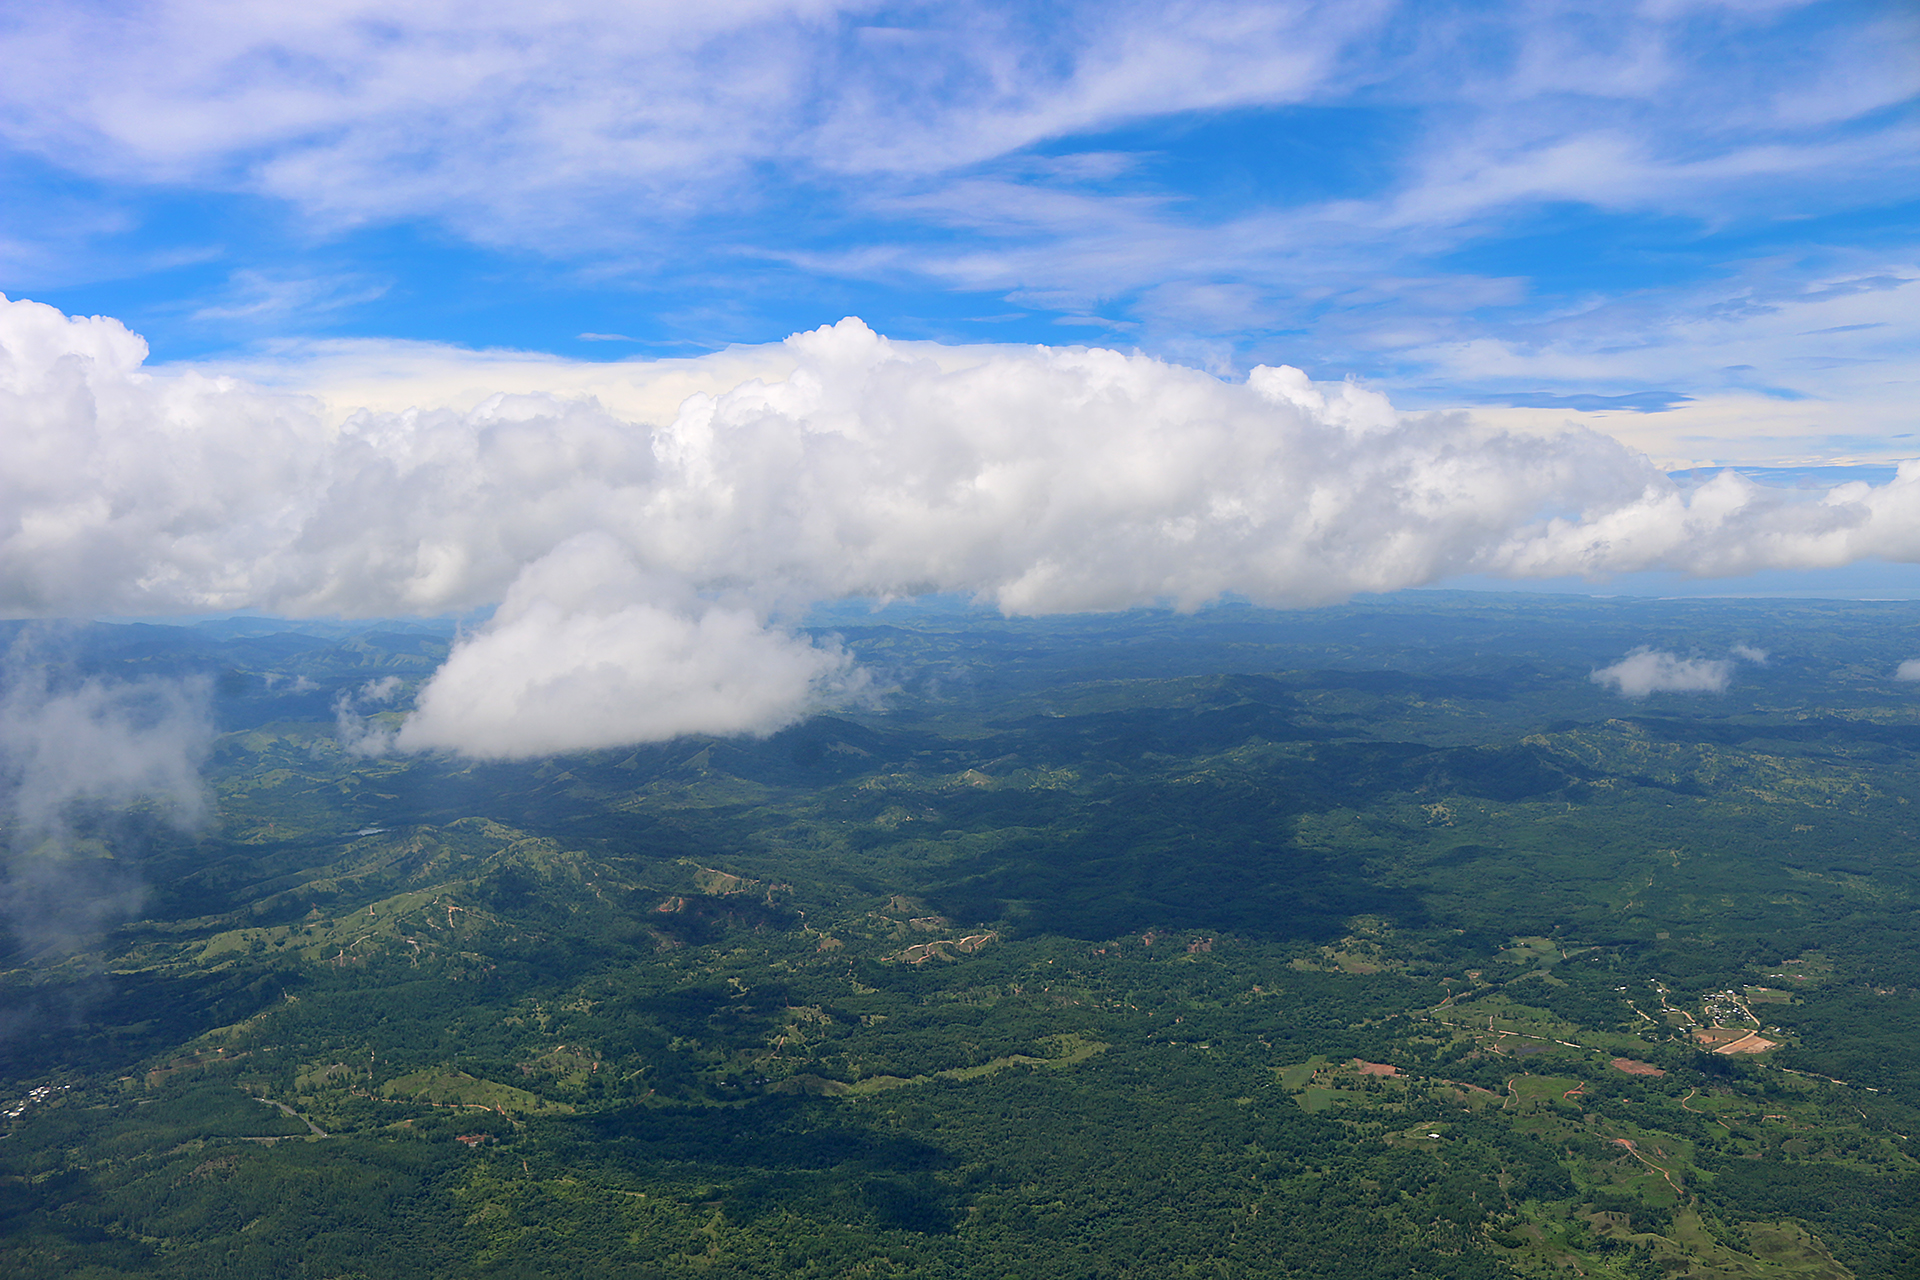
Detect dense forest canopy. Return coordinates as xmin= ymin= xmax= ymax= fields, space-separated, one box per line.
xmin=0 ymin=593 xmax=1916 ymax=1278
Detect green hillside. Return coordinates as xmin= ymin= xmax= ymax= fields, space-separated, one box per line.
xmin=1 ymin=595 xmax=1916 ymax=1278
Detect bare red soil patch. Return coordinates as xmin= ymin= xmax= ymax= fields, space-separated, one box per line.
xmin=1713 ymin=1032 xmax=1776 ymax=1055
xmin=1611 ymin=1057 xmax=1666 ymax=1077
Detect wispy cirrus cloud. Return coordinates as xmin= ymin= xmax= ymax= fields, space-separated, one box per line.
xmin=186 ymin=269 xmax=390 ymax=326
xmin=5 ymin=4 xmax=1909 ymax=266
xmin=1 ymin=1 xmax=1913 ymax=467
xmin=0 ymin=1 xmax=1377 ymax=239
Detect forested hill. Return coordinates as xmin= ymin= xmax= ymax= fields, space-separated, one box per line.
xmin=1 ymin=594 xmax=1917 ymax=1278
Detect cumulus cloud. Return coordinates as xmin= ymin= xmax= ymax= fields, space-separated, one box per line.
xmin=1896 ymin=659 xmax=1920 ymax=681
xmin=1731 ymin=644 xmax=1769 ymax=665
xmin=1591 ymin=649 xmax=1734 ymax=699
xmin=0 ymin=639 xmax=212 ymax=959
xmin=6 ymin=294 xmax=1920 ymax=755
xmin=393 ymin=536 xmax=868 ymax=758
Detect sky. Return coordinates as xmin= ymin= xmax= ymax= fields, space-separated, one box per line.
xmin=3 ymin=0 xmax=1914 ymax=460
xmin=1 ymin=0 xmax=1919 ymax=756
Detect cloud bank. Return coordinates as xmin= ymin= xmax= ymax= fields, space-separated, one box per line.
xmin=6 ymin=294 xmax=1920 ymax=755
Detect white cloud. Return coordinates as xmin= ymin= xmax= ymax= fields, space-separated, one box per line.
xmin=8 ymin=294 xmax=1920 ymax=755
xmin=0 ymin=662 xmax=211 ymax=834
xmin=1405 ymin=262 xmax=1920 ymax=466
xmin=1897 ymin=659 xmax=1920 ymax=681
xmin=1590 ymin=648 xmax=1734 ymax=698
xmin=0 ymin=1 xmax=1374 ymax=240
xmin=802 ymin=193 xmax=1918 ymax=470
xmin=2 ymin=3 xmax=1907 ymax=255
xmin=333 ymin=676 xmax=409 ymax=756
xmin=187 ymin=269 xmax=390 ymax=327
xmin=2 ymin=2 xmax=1911 ymax=450
xmin=0 ymin=642 xmax=211 ymax=956
xmin=359 ymin=676 xmax=403 ymax=703
xmin=393 ymin=535 xmax=866 ymax=758
xmin=1730 ymin=643 xmax=1768 ymax=665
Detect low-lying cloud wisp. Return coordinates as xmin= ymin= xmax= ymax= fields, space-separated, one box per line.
xmin=0 ymin=640 xmax=212 ymax=961
xmin=1590 ymin=642 xmax=1774 ymax=700
xmin=1590 ymin=649 xmax=1735 ymax=699
xmin=334 ymin=674 xmax=405 ymax=756
xmin=6 ymin=294 xmax=1920 ymax=757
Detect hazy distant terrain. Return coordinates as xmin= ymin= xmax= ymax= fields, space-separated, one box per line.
xmin=0 ymin=595 xmax=1916 ymax=1278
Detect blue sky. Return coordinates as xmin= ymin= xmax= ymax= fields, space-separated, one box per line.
xmin=2 ymin=0 xmax=1913 ymax=469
